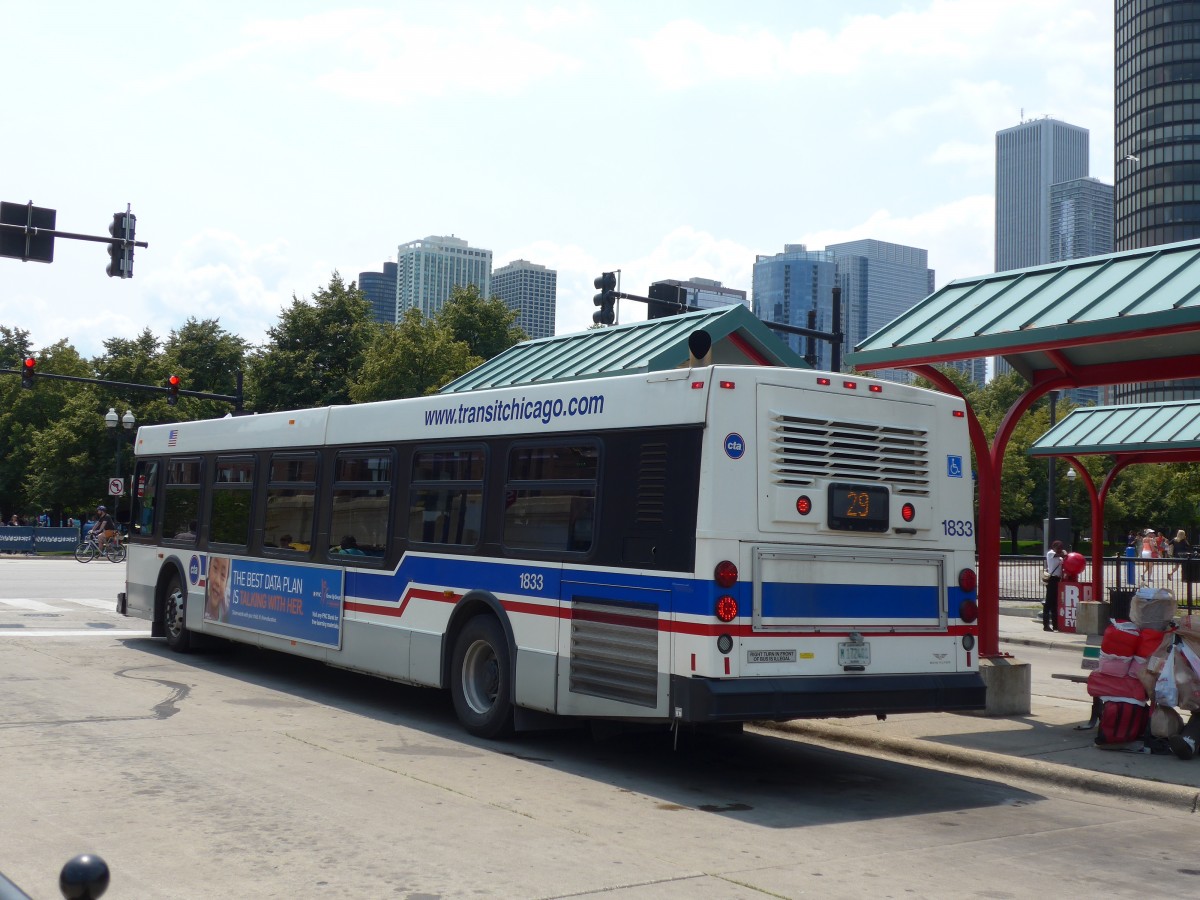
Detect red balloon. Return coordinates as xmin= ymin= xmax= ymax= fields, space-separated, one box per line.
xmin=1063 ymin=551 xmax=1087 ymax=576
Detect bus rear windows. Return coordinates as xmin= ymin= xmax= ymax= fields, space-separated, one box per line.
xmin=827 ymin=483 xmax=889 ymax=533
xmin=408 ymin=448 xmax=484 ymax=546
xmin=503 ymin=443 xmax=598 ymax=553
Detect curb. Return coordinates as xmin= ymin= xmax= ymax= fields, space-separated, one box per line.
xmin=1000 ymin=635 xmax=1090 ymax=653
xmin=758 ymin=720 xmax=1200 ymax=812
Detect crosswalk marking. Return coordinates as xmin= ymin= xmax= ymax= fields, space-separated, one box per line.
xmin=0 ymin=598 xmax=65 ymax=612
xmin=0 ymin=630 xmax=151 ymax=638
xmin=0 ymin=598 xmax=118 ymax=612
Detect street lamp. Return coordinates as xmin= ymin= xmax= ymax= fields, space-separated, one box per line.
xmin=105 ymin=408 xmax=135 ymax=526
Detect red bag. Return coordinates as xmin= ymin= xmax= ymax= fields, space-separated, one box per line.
xmin=1100 ymin=621 xmax=1140 ymax=657
xmin=1086 ymin=670 xmax=1148 ymax=702
xmin=1096 ymin=700 xmax=1150 ymax=747
xmin=1136 ymin=628 xmax=1167 ymax=659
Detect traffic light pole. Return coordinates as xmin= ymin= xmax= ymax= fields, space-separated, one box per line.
xmin=0 ymin=368 xmax=243 ymax=410
xmin=0 ymin=221 xmax=148 ymax=250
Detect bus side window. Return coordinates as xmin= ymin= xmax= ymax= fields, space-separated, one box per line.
xmin=265 ymin=453 xmax=318 ymax=555
xmin=131 ymin=459 xmax=160 ymax=537
xmin=163 ymin=458 xmax=203 ymax=542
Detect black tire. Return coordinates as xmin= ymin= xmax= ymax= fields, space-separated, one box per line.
xmin=450 ymin=616 xmax=514 ymax=739
xmin=106 ymin=543 xmax=127 ymax=563
xmin=74 ymin=542 xmax=95 ymax=563
xmin=162 ymin=574 xmax=191 ymax=652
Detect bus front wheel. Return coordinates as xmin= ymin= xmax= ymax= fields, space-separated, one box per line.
xmin=450 ymin=616 xmax=513 ymax=739
xmin=162 ymin=575 xmax=191 ymax=652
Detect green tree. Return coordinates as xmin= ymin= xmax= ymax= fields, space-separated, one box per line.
xmin=26 ymin=391 xmax=112 ymax=520
xmin=246 ymin=273 xmax=377 ymax=412
xmin=437 ymin=284 xmax=527 ymax=361
xmin=163 ymin=317 xmax=249 ymax=420
xmin=0 ymin=339 xmax=94 ymax=521
xmin=350 ymin=309 xmax=481 ymax=403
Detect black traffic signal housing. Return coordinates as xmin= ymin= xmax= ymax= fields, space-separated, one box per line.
xmin=167 ymin=374 xmax=180 ymax=406
xmin=20 ymin=356 xmax=36 ymax=389
xmin=106 ymin=211 xmax=136 ymax=278
xmin=593 ymin=272 xmax=616 ymax=325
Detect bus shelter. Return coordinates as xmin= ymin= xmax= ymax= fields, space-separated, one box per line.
xmin=849 ymin=238 xmax=1200 ymax=658
xmin=1029 ymin=400 xmax=1200 ymax=594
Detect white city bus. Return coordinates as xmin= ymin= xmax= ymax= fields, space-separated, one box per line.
xmin=119 ymin=365 xmax=984 ymax=737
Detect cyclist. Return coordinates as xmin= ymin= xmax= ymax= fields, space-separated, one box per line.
xmin=90 ymin=505 xmax=118 ymax=554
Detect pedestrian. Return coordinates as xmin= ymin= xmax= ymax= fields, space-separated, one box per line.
xmin=1140 ymin=530 xmax=1159 ymax=582
xmin=1157 ymin=530 xmax=1171 ymax=559
xmin=1044 ymin=540 xmax=1066 ymax=632
xmin=1171 ymin=529 xmax=1191 ymax=578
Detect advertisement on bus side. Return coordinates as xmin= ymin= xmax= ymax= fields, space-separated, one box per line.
xmin=205 ymin=555 xmax=343 ymax=649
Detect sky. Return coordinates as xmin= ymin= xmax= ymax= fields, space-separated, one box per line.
xmin=2 ymin=1 xmax=1113 ymax=361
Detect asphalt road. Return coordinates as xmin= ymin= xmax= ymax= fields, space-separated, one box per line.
xmin=2 ymin=559 xmax=1198 ymax=899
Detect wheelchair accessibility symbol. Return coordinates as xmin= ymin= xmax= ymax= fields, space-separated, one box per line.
xmin=947 ymin=455 xmax=963 ymax=478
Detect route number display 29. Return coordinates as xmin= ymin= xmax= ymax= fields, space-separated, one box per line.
xmin=827 ymin=483 xmax=889 ymax=533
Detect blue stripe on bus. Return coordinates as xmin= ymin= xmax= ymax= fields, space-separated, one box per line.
xmin=760 ymin=582 xmax=939 ymax=619
xmin=344 ymin=554 xmax=969 ymax=621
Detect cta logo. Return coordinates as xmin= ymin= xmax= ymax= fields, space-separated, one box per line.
xmin=724 ymin=433 xmax=746 ymax=459
xmin=189 ymin=555 xmax=201 ymax=585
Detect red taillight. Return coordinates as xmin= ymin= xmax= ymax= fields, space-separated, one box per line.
xmin=796 ymin=495 xmax=812 ymax=516
xmin=715 ymin=595 xmax=739 ymax=622
xmin=842 ymin=380 xmax=857 ymax=390
xmin=714 ymin=560 xmax=738 ymax=588
xmin=868 ymin=384 xmax=882 ymax=393
xmin=901 ymin=502 xmax=915 ymax=522
xmin=719 ymin=380 xmax=735 ymax=389
xmin=817 ymin=377 xmax=831 ymax=386
xmin=953 ymin=409 xmax=965 ymax=418
xmin=691 ymin=381 xmax=705 ymax=389
xmin=959 ymin=599 xmax=978 ymax=623
xmin=958 ymin=568 xmax=977 ymax=593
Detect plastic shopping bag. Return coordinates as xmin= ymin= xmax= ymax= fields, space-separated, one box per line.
xmin=1155 ymin=646 xmax=1179 ymax=707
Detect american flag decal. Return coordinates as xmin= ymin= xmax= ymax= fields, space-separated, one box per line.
xmin=168 ymin=429 xmax=179 ymax=447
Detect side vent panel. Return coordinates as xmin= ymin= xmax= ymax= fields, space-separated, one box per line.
xmin=569 ymin=599 xmax=659 ymax=707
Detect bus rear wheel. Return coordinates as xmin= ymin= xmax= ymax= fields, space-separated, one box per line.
xmin=163 ymin=575 xmax=191 ymax=652
xmin=450 ymin=616 xmax=513 ymax=739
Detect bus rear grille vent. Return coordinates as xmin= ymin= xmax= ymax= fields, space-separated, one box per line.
xmin=634 ymin=442 xmax=668 ymax=524
xmin=570 ymin=601 xmax=659 ymax=707
xmin=770 ymin=412 xmax=930 ymax=493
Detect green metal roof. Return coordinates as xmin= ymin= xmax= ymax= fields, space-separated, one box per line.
xmin=439 ymin=304 xmax=808 ymax=393
xmin=849 ymin=238 xmax=1200 ymax=381
xmin=1029 ymin=400 xmax=1200 ymax=457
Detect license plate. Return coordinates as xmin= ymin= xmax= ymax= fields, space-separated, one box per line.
xmin=838 ymin=641 xmax=870 ymax=666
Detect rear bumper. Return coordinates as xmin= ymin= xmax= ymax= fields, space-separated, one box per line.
xmin=671 ymin=671 xmax=987 ymax=722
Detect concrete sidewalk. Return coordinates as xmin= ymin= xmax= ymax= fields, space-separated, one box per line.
xmin=765 ymin=604 xmax=1200 ymax=811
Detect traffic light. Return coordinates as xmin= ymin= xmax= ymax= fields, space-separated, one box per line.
xmin=593 ymin=271 xmax=616 ymax=326
xmin=167 ymin=374 xmax=180 ymax=405
xmin=20 ymin=356 xmax=35 ymax=389
xmin=106 ymin=211 xmax=136 ymax=278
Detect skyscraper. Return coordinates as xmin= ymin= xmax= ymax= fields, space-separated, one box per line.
xmin=751 ymin=244 xmax=837 ymax=366
xmin=491 ymin=259 xmax=557 ymax=340
xmin=396 ymin=235 xmax=492 ymax=318
xmin=1049 ymin=178 xmax=1114 ymax=263
xmin=752 ymin=240 xmax=937 ymax=381
xmin=1112 ymin=1 xmax=1200 ymax=402
xmin=358 ymin=261 xmax=398 ymax=324
xmin=1116 ymin=1 xmax=1200 ymax=250
xmin=647 ymin=277 xmax=748 ymax=317
xmin=995 ymin=118 xmax=1090 ymax=272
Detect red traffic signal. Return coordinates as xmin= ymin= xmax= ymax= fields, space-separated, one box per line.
xmin=21 ymin=356 xmax=36 ymax=389
xmin=167 ymin=374 xmax=180 ymax=405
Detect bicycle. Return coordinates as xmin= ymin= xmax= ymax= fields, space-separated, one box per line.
xmin=74 ymin=531 xmax=126 ymax=563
